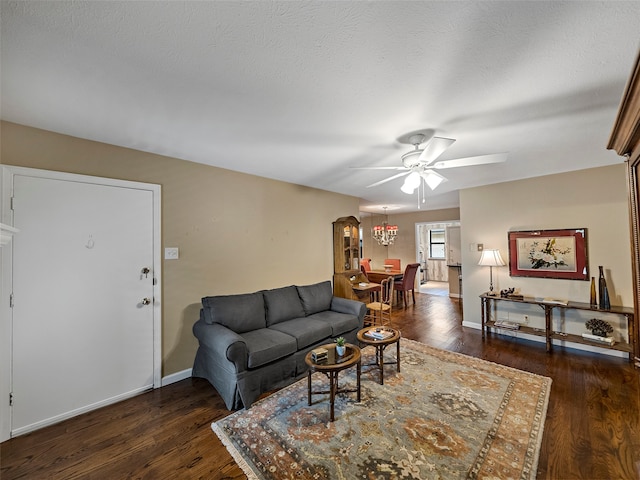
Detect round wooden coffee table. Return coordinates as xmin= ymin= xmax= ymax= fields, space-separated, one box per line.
xmin=357 ymin=326 xmax=401 ymax=385
xmin=305 ymin=343 xmax=361 ymax=422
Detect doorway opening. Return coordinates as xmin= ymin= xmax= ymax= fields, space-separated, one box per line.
xmin=415 ymin=221 xmax=461 ymax=298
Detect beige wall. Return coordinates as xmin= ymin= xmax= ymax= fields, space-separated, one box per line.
xmin=360 ymin=208 xmax=460 ymax=275
xmin=1 ymin=121 xmax=361 ymax=375
xmin=460 ymin=164 xmax=632 ymax=345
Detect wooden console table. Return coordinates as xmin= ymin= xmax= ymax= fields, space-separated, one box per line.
xmin=480 ymin=293 xmax=636 ymax=362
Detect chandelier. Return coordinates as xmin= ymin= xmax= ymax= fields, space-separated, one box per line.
xmin=372 ymin=207 xmax=398 ymax=246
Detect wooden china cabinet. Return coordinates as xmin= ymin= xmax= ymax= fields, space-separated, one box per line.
xmin=332 ymin=216 xmax=361 ymax=300
xmin=608 ymin=49 xmax=640 ymax=367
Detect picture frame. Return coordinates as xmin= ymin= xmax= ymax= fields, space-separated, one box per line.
xmin=507 ymin=228 xmax=589 ymax=280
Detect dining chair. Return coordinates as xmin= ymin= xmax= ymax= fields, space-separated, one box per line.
xmin=384 ymin=258 xmax=401 ymax=271
xmin=394 ymin=263 xmax=420 ymax=307
xmin=360 ymin=258 xmax=372 ymax=272
xmin=360 ymin=264 xmax=369 ymax=281
xmin=365 ymin=276 xmax=394 ymax=327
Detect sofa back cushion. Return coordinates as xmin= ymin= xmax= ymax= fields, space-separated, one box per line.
xmin=296 ymin=281 xmax=333 ymax=316
xmin=201 ymin=292 xmax=266 ymax=333
xmin=263 ymin=285 xmax=306 ymax=326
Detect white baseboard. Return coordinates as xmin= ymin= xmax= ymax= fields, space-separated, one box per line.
xmin=463 ymin=321 xmax=627 ymax=359
xmin=12 ymin=385 xmax=152 ymax=437
xmin=11 ymin=369 xmax=194 ymax=438
xmin=161 ymin=368 xmax=192 ymax=386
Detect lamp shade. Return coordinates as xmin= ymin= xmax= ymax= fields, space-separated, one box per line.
xmin=478 ymin=249 xmax=506 ymax=267
xmin=421 ymin=170 xmax=445 ymax=190
xmin=400 ymin=183 xmax=415 ymax=194
xmin=405 ymin=171 xmax=421 ymax=188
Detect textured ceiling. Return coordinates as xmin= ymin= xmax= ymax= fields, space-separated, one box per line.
xmin=2 ymin=1 xmax=639 ymax=213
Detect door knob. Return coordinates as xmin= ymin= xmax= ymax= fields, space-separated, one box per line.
xmin=141 ymin=298 xmax=151 ymax=305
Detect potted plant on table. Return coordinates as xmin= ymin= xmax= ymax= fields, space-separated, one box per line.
xmin=335 ymin=337 xmax=346 ymax=356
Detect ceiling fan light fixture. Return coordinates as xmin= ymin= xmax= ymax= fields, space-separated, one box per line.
xmin=405 ymin=171 xmax=421 ymax=189
xmin=421 ymin=171 xmax=446 ymax=190
xmin=400 ymin=182 xmax=416 ymax=194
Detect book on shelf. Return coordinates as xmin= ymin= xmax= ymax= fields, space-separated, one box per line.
xmin=493 ymin=320 xmax=520 ymax=330
xmin=581 ymin=333 xmax=616 ymax=346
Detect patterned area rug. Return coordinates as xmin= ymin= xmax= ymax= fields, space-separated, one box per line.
xmin=213 ymin=338 xmax=551 ymax=479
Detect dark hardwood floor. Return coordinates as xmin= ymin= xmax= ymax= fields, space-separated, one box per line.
xmin=2 ymin=292 xmax=639 ymax=479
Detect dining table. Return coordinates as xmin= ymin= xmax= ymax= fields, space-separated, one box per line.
xmin=366 ymin=269 xmax=403 ymax=284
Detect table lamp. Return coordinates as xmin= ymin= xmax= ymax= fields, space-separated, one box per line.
xmin=478 ymin=249 xmax=506 ymax=295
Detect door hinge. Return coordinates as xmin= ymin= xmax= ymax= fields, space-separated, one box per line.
xmin=9 ymin=293 xmax=14 ymax=308
xmin=9 ymin=392 xmax=13 ymax=406
xmin=10 ymin=196 xmax=15 ymax=211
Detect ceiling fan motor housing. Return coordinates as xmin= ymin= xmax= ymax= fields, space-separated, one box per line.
xmin=401 ymin=148 xmax=424 ymax=168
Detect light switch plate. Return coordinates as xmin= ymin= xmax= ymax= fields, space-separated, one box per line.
xmin=165 ymin=247 xmax=179 ymax=260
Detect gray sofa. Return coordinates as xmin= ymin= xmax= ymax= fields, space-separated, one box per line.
xmin=192 ymin=280 xmax=366 ymax=410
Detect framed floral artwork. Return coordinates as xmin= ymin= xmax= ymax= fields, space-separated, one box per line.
xmin=507 ymin=228 xmax=589 ymax=280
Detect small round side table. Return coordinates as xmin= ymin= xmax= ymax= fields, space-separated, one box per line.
xmin=357 ymin=326 xmax=401 ymax=385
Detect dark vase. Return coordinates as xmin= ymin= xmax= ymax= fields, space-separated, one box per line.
xmin=598 ymin=266 xmax=611 ymax=310
xmin=590 ymin=277 xmax=597 ymax=307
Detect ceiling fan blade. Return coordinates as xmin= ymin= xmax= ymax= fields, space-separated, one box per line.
xmin=350 ymin=166 xmax=409 ymax=170
xmin=418 ymin=137 xmax=456 ymax=165
xmin=432 ymin=153 xmax=508 ymax=169
xmin=366 ymin=171 xmax=410 ymax=188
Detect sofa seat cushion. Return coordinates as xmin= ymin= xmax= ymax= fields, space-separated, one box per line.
xmin=308 ymin=310 xmax=360 ymax=337
xmin=240 ymin=328 xmax=298 ymax=368
xmin=296 ymin=281 xmax=333 ymax=315
xmin=202 ymin=292 xmax=266 ymax=333
xmin=268 ymin=318 xmax=333 ymax=350
xmin=263 ymin=286 xmax=306 ymax=326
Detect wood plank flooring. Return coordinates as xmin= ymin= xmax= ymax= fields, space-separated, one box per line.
xmin=2 ymin=292 xmax=639 ymax=479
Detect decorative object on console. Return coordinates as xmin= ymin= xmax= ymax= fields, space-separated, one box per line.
xmin=500 ymin=287 xmax=524 ymax=300
xmin=478 ymin=249 xmax=506 ymax=295
xmin=598 ymin=266 xmax=611 ymax=310
xmin=590 ymin=277 xmax=597 ymax=307
xmin=507 ymin=228 xmax=589 ymax=280
xmin=335 ymin=336 xmax=346 ymax=356
xmin=585 ymin=318 xmax=614 ymax=338
xmin=372 ymin=207 xmax=398 ymax=246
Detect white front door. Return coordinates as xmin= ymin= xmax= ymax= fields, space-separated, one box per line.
xmin=8 ymin=168 xmax=160 ymax=436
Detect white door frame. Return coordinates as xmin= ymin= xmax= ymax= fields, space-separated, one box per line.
xmin=414 ymin=220 xmax=461 ymax=283
xmin=0 ymin=166 xmax=162 ymax=441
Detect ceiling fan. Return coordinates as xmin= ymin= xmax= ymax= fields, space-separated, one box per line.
xmin=352 ymin=129 xmax=507 ymax=194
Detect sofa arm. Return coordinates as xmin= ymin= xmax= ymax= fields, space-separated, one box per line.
xmin=330 ymin=296 xmax=367 ymax=325
xmin=192 ymin=320 xmax=248 ymax=372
